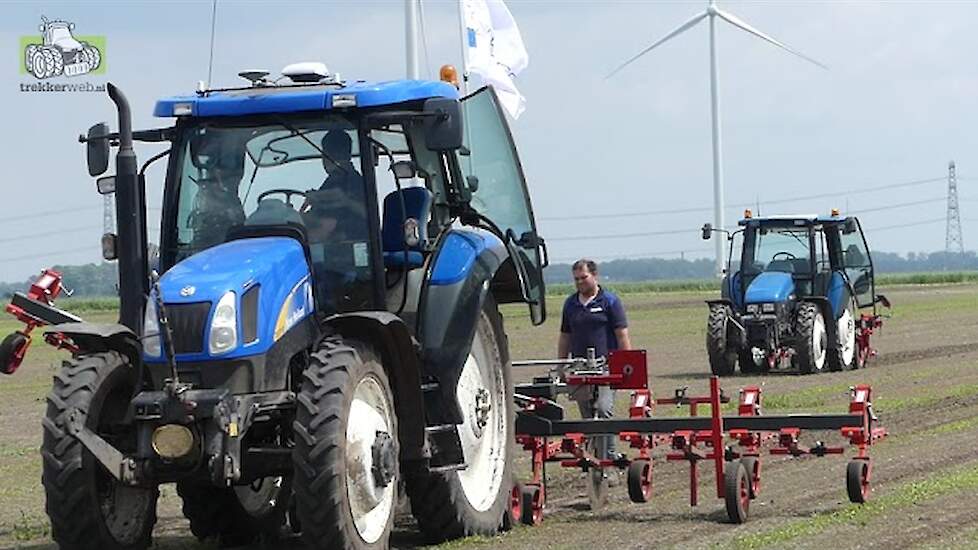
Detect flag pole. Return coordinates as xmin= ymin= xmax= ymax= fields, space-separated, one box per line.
xmin=456 ymin=0 xmax=470 ymax=95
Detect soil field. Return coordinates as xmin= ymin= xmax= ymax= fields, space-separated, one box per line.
xmin=1 ymin=283 xmax=977 ymax=549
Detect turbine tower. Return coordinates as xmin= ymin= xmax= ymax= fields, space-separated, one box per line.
xmin=608 ymin=1 xmax=827 ymax=274
xmin=946 ymin=160 xmax=963 ymax=255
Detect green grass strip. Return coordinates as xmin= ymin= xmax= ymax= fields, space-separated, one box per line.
xmin=733 ymin=462 xmax=978 ymax=550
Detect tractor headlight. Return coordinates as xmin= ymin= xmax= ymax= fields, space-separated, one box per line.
xmin=143 ymin=297 xmax=161 ymax=357
xmin=761 ymin=303 xmax=776 ymax=313
xmin=208 ymin=291 xmax=237 ymax=355
xmin=746 ymin=304 xmax=759 ymax=314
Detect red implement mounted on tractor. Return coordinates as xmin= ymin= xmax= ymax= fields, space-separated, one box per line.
xmin=511 ymin=350 xmax=886 ymax=524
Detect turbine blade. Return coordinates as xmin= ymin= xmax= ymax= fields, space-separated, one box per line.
xmin=716 ymin=8 xmax=828 ymax=70
xmin=606 ymin=11 xmax=709 ymax=79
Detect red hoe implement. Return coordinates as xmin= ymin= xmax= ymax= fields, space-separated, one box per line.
xmin=511 ymin=350 xmax=887 ymax=525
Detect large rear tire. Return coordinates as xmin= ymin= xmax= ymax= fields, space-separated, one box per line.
xmin=41 ymin=351 xmax=159 ymax=550
xmin=293 ymin=337 xmax=398 ymax=550
xmin=795 ymin=302 xmax=827 ymax=375
xmin=707 ymin=304 xmax=737 ymax=376
xmin=407 ymin=295 xmax=514 ymax=543
xmin=828 ymin=297 xmax=857 ymax=371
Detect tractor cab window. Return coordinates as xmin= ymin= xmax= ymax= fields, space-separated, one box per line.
xmin=746 ymin=228 xmax=812 ymax=276
xmin=169 ymin=117 xmax=377 ymax=315
xmin=839 ymin=219 xmax=873 ymax=307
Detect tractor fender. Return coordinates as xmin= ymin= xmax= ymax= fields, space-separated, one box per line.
xmin=798 ymin=297 xmax=837 ymax=342
xmin=417 ymin=228 xmax=509 ymax=425
xmin=323 ymin=311 xmax=426 ymax=462
xmin=44 ymin=322 xmax=142 ymax=367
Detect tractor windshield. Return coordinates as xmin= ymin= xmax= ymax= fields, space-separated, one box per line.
xmin=744 ymin=227 xmax=812 ymax=275
xmin=164 ymin=115 xmax=379 ymax=313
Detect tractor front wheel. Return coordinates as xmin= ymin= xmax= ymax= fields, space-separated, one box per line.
xmin=42 ymin=351 xmax=159 ymax=550
xmin=293 ymin=337 xmax=398 ymax=550
xmin=707 ymin=304 xmax=737 ymax=376
xmin=828 ymin=297 xmax=858 ymax=371
xmin=795 ymin=303 xmax=827 ymax=375
xmin=408 ymin=295 xmax=514 ymax=542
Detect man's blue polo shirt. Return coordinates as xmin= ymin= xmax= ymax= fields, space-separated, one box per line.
xmin=560 ymin=287 xmax=628 ymax=358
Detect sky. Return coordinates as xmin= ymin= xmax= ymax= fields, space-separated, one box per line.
xmin=1 ymin=0 xmax=977 ymax=283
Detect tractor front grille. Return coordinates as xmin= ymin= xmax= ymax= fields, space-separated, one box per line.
xmin=165 ymin=302 xmax=212 ymax=354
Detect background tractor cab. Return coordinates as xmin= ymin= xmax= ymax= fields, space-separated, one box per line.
xmin=702 ymin=210 xmax=888 ymax=376
xmin=39 ymin=62 xmax=547 ymax=550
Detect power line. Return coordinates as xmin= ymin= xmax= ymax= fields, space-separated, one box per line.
xmin=548 ymin=227 xmax=695 ymax=242
xmin=0 ymin=225 xmax=102 ymax=245
xmin=0 ymin=205 xmax=101 ymax=225
xmin=863 ymin=217 xmax=946 ymax=233
xmin=551 ymin=246 xmax=714 ymax=264
xmin=538 ymin=176 xmax=947 ymax=222
xmin=0 ymin=247 xmax=100 ymax=264
xmin=849 ymin=197 xmax=946 ymax=215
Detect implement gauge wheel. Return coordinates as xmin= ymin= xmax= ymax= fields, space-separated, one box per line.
xmin=627 ymin=459 xmax=653 ymax=503
xmin=740 ymin=457 xmax=761 ymax=499
xmin=847 ymin=460 xmax=871 ymax=504
xmin=519 ymin=485 xmax=543 ymax=526
xmin=724 ymin=461 xmax=750 ymax=524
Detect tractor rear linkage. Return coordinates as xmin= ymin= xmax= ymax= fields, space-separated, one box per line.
xmin=510 ymin=350 xmax=887 ymax=525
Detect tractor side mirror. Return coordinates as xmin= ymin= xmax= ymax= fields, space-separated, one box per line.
xmin=701 ymin=223 xmax=713 ymax=240
xmin=853 ymin=273 xmax=871 ymax=295
xmin=96 ymin=175 xmax=116 ymax=195
xmin=423 ymin=98 xmax=463 ymax=151
xmin=87 ymin=122 xmax=110 ymax=176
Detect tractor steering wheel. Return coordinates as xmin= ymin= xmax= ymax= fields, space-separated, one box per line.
xmin=257 ymin=189 xmax=307 ymax=209
xmin=771 ymin=251 xmax=797 ymax=261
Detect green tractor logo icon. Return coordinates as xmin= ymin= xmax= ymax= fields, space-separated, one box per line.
xmin=24 ymin=17 xmax=102 ymax=79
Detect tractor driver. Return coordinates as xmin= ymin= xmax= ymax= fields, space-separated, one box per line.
xmin=303 ymin=130 xmax=371 ymax=313
xmin=557 ymin=259 xmax=632 ymax=463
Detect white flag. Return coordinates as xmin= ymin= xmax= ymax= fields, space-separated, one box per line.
xmin=462 ymin=0 xmax=529 ymax=119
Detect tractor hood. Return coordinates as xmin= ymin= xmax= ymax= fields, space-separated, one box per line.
xmin=148 ymin=237 xmax=313 ymax=362
xmin=744 ymin=272 xmax=795 ymax=304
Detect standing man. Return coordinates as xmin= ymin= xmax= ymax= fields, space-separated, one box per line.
xmin=557 ymin=259 xmax=631 ymax=460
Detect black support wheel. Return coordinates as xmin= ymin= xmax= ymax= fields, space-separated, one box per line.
xmin=724 ymin=461 xmax=750 ymax=524
xmin=407 ymin=296 xmax=515 ymax=543
xmin=707 ymin=304 xmax=737 ymax=376
xmin=627 ymin=459 xmax=653 ymax=503
xmin=740 ymin=456 xmax=761 ymax=499
xmin=177 ymin=476 xmax=291 ymax=546
xmin=519 ymin=484 xmax=543 ymax=526
xmin=795 ymin=302 xmax=827 ymax=375
xmin=847 ymin=460 xmax=871 ymax=504
xmin=828 ymin=296 xmax=858 ymax=372
xmin=41 ymin=351 xmax=159 ymax=550
xmin=293 ymin=337 xmax=398 ymax=550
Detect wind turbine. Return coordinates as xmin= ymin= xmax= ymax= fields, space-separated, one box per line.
xmin=608 ymin=0 xmax=827 ymax=275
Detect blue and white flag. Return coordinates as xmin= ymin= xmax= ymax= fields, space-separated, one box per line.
xmin=462 ymin=0 xmax=529 ymax=118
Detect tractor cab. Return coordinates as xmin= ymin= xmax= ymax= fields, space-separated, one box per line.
xmin=703 ymin=210 xmax=887 ymax=376
xmin=17 ymin=62 xmax=549 ymax=550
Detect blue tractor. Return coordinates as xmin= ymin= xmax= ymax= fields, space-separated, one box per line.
xmin=27 ymin=64 xmax=548 ymax=549
xmin=702 ymin=211 xmax=888 ymax=376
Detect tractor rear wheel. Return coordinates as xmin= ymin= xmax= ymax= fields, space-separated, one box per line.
xmin=293 ymin=337 xmax=398 ymax=550
xmin=177 ymin=476 xmax=290 ymax=546
xmin=407 ymin=295 xmax=514 ymax=543
xmin=707 ymin=304 xmax=737 ymax=376
xmin=41 ymin=351 xmax=159 ymax=550
xmin=828 ymin=297 xmax=858 ymax=371
xmin=795 ymin=302 xmax=827 ymax=374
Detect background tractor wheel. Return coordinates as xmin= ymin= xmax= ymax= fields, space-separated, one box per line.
xmin=177 ymin=476 xmax=290 ymax=546
xmin=795 ymin=302 xmax=827 ymax=374
xmin=293 ymin=337 xmax=398 ymax=550
xmin=41 ymin=351 xmax=159 ymax=550
xmin=707 ymin=304 xmax=737 ymax=376
xmin=828 ymin=297 xmax=858 ymax=371
xmin=41 ymin=47 xmax=63 ymax=78
xmin=407 ymin=295 xmax=514 ymax=543
xmin=28 ymin=49 xmax=47 ymax=79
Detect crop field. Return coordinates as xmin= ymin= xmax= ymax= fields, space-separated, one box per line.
xmin=1 ymin=282 xmax=977 ymax=549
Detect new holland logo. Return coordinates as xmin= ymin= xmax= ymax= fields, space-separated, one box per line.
xmin=180 ymin=286 xmax=196 ymax=297
xmin=21 ymin=17 xmax=105 ymax=80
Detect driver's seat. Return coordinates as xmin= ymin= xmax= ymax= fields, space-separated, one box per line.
xmin=382 ymin=187 xmax=432 ymax=269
